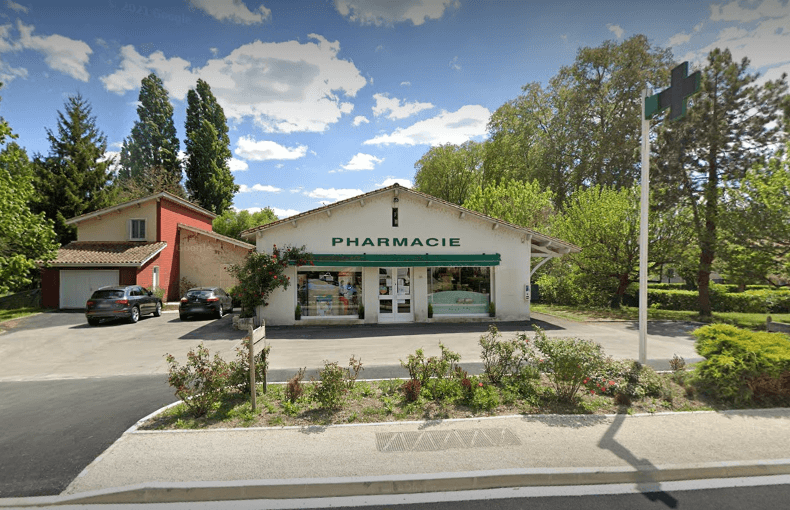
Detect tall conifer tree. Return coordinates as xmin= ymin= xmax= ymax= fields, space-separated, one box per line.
xmin=183 ymin=79 xmax=237 ymax=214
xmin=32 ymin=94 xmax=114 ymax=244
xmin=119 ymin=73 xmax=181 ymax=192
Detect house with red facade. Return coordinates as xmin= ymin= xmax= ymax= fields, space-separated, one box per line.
xmin=41 ymin=192 xmax=253 ymax=309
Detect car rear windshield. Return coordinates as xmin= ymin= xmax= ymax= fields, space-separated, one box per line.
xmin=91 ymin=290 xmax=125 ymax=299
xmin=186 ymin=290 xmax=213 ymax=298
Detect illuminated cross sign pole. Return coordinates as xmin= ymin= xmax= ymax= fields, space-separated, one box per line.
xmin=638 ymin=62 xmax=701 ymax=364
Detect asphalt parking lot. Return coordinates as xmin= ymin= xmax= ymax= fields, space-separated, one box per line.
xmin=0 ymin=311 xmax=247 ymax=382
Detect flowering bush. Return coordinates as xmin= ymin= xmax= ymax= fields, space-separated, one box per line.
xmin=165 ymin=344 xmax=230 ymax=417
xmin=229 ymin=245 xmax=312 ymax=317
xmin=533 ymin=327 xmax=606 ymax=402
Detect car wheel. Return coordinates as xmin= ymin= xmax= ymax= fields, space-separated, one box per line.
xmin=129 ymin=306 xmax=140 ymax=324
xmin=217 ymin=303 xmax=224 ymax=318
xmin=179 ymin=313 xmax=188 ymax=321
xmin=153 ymin=301 xmax=162 ymax=317
xmin=88 ymin=318 xmax=100 ymax=326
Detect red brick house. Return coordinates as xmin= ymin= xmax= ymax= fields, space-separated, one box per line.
xmin=41 ymin=192 xmax=253 ymax=309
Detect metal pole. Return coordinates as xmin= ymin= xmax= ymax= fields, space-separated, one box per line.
xmin=639 ymin=88 xmax=650 ymax=365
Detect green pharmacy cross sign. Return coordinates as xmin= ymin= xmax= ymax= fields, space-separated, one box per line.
xmin=644 ymin=61 xmax=701 ymax=121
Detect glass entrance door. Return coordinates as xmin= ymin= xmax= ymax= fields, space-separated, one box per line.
xmin=378 ymin=267 xmax=413 ymax=322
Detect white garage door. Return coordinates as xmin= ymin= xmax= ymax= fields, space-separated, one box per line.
xmin=60 ymin=270 xmax=120 ymax=309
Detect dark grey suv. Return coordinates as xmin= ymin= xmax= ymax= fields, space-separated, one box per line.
xmin=179 ymin=287 xmax=233 ymax=320
xmin=85 ymin=285 xmax=163 ymax=326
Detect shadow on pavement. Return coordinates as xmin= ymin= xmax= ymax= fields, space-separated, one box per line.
xmin=175 ymin=315 xmax=247 ymax=341
xmin=265 ymin=319 xmax=563 ymax=340
xmin=598 ymin=413 xmax=679 ymax=507
xmin=622 ymin=320 xmax=704 ymax=337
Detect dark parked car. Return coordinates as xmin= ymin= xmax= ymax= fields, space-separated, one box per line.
xmin=85 ymin=285 xmax=162 ymax=326
xmin=179 ymin=287 xmax=233 ymax=320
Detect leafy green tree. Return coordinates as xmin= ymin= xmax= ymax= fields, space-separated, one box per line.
xmin=413 ymin=141 xmax=485 ymax=205
xmin=463 ymin=179 xmax=554 ymax=230
xmin=119 ymin=73 xmax=181 ymax=191
xmin=0 ymin=89 xmax=58 ymax=293
xmin=184 ymin=79 xmax=237 ymax=214
xmin=550 ymin=186 xmax=642 ymax=307
xmin=654 ymin=49 xmax=788 ymax=315
xmin=213 ymin=208 xmax=278 ymax=241
xmin=32 ymin=94 xmax=114 ymax=244
xmin=722 ymin=143 xmax=790 ymax=287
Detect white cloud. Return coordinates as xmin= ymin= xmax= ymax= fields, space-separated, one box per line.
xmin=271 ymin=207 xmax=300 ymax=218
xmin=607 ymin=23 xmax=624 ymax=39
xmin=449 ymin=56 xmax=461 ymax=71
xmin=229 ymin=157 xmax=249 ymax=172
xmin=364 ymin=104 xmax=490 ymax=146
xmin=400 ymin=81 xmax=411 ymax=87
xmin=209 ymin=47 xmax=219 ymax=56
xmin=235 ymin=136 xmax=307 ymax=161
xmin=100 ymin=35 xmax=367 ymax=133
xmin=188 ymin=0 xmax=271 ymax=25
xmin=352 ymin=115 xmax=370 ymax=126
xmin=340 ymin=152 xmax=383 ymax=171
xmin=668 ymin=31 xmax=692 ymax=46
xmin=306 ymin=187 xmax=363 ymax=202
xmin=237 ymin=183 xmax=283 ymax=193
xmin=334 ymin=0 xmax=459 ymax=26
xmin=289 ymin=187 xmax=303 ymax=193
xmin=372 ymin=93 xmax=434 ymax=120
xmin=1 ymin=21 xmax=93 ymax=82
xmin=7 ymin=1 xmax=27 ymax=13
xmin=681 ymin=1 xmax=790 ymax=78
xmin=376 ymin=177 xmax=412 ymax=188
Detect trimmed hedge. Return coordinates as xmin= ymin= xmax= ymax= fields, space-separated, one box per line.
xmin=693 ymin=324 xmax=790 ymax=404
xmin=626 ymin=286 xmax=790 ymax=314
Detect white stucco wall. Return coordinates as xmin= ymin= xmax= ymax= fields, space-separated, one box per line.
xmin=77 ymin=201 xmax=158 ymax=242
xmin=252 ymin=189 xmax=534 ymax=326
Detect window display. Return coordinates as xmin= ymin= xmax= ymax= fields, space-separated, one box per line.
xmin=427 ymin=267 xmax=490 ymax=314
xmin=297 ymin=268 xmax=362 ymax=317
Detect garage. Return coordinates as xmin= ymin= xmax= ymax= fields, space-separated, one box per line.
xmin=59 ymin=270 xmax=119 ymax=309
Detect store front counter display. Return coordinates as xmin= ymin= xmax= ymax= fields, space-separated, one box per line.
xmin=297 ymin=268 xmax=361 ymax=318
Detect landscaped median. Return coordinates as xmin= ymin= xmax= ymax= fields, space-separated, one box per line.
xmin=143 ymin=324 xmax=790 ymax=431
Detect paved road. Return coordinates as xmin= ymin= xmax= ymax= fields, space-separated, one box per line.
xmin=0 ymin=375 xmax=176 ymax=498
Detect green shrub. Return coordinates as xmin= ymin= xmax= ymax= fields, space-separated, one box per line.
xmin=693 ymin=324 xmax=790 ymax=404
xmin=165 ymin=344 xmax=231 ymax=417
xmin=533 ymin=328 xmax=606 ymax=402
xmin=400 ymin=343 xmax=461 ymax=387
xmin=478 ymin=325 xmax=537 ymax=384
xmin=313 ymin=360 xmax=348 ymax=409
xmin=227 ymin=342 xmax=270 ymax=395
xmin=469 ymin=380 xmax=500 ymax=412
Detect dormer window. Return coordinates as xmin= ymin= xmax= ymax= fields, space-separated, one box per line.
xmin=129 ymin=219 xmax=146 ymax=241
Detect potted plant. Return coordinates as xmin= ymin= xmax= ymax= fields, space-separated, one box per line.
xmin=428 ymin=303 xmax=433 ymax=319
xmin=295 ymin=303 xmax=302 ymax=320
xmin=358 ymin=304 xmax=365 ymax=320
xmin=488 ymin=301 xmax=496 ymax=317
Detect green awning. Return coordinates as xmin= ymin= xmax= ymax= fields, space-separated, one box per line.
xmin=294 ymin=253 xmax=500 ymax=267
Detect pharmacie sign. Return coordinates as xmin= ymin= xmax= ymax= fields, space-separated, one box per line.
xmin=332 ymin=237 xmax=461 ymax=247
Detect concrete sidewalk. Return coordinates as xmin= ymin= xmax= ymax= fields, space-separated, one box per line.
xmin=4 ymin=408 xmax=790 ymax=506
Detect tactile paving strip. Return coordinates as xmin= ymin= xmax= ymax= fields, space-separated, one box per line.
xmin=375 ymin=428 xmax=521 ymax=452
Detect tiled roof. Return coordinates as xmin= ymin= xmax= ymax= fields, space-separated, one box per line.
xmin=65 ymin=191 xmax=216 ymax=225
xmin=47 ymin=241 xmax=168 ymax=267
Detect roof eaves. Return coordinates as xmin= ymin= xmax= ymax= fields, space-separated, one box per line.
xmin=65 ymin=192 xmax=216 ymax=226
xmin=177 ymin=223 xmax=255 ymax=250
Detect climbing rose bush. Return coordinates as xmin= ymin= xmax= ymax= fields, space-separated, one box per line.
xmin=229 ymin=244 xmax=312 ymax=317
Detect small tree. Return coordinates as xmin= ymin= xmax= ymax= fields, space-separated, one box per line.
xmin=229 ymin=245 xmax=312 ymax=317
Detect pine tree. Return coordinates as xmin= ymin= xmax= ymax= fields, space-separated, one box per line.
xmin=119 ymin=73 xmax=181 ymax=192
xmin=184 ymin=79 xmax=238 ymax=214
xmin=654 ymin=49 xmax=788 ymax=316
xmin=32 ymin=94 xmax=114 ymax=245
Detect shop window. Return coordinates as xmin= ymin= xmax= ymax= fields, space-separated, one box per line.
xmin=297 ymin=268 xmax=363 ymax=317
xmin=427 ymin=267 xmax=491 ymax=315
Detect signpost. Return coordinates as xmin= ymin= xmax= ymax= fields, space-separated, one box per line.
xmin=638 ymin=62 xmax=701 ymax=364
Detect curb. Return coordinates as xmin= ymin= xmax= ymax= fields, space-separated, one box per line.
xmin=3 ymin=459 xmax=790 ymax=507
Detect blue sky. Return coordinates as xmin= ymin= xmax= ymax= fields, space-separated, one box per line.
xmin=1 ymin=0 xmax=788 ymax=218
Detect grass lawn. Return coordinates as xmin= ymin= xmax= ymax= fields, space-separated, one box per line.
xmin=0 ymin=307 xmax=41 ymax=324
xmin=532 ymin=304 xmax=790 ymax=330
